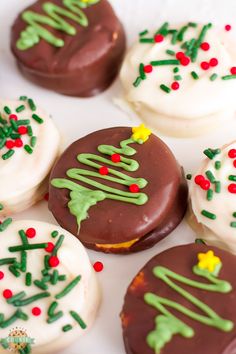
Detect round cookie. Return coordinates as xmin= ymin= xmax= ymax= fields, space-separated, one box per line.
xmin=0 ymin=97 xmax=60 ymax=216
xmin=121 ymin=243 xmax=236 ymax=354
xmin=48 ymin=125 xmax=188 ymax=253
xmin=0 ymin=220 xmax=100 ymax=354
xmin=11 ymin=0 xmax=126 ymax=97
xmin=120 ymin=22 xmax=236 ymax=137
xmin=189 ymin=142 xmax=236 ymax=254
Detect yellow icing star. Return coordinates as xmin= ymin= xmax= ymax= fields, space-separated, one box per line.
xmin=131 ymin=124 xmax=152 ymax=143
xmin=197 ymin=250 xmax=221 ymax=273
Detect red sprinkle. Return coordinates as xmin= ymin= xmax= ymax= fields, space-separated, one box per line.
xmin=26 ymin=228 xmax=36 ymax=238
xmin=111 ymin=154 xmax=121 ymax=163
xmin=176 ymin=52 xmax=185 ymax=60
xmin=209 ymin=58 xmax=218 ymax=67
xmin=233 ymin=160 xmax=236 ymax=168
xmin=194 ymin=175 xmax=205 ymax=185
xmin=225 ymin=24 xmax=232 ymax=31
xmin=171 ymin=82 xmax=180 ymax=90
xmin=3 ymin=289 xmax=12 ymax=299
xmin=93 ymin=261 xmax=104 ymax=272
xmin=0 ymin=271 xmax=4 ymax=280
xmin=200 ymin=42 xmax=210 ymax=51
xmin=180 ymin=56 xmax=190 ymax=66
xmin=32 ymin=307 xmax=41 ymax=316
xmin=154 ymin=34 xmax=164 ymax=43
xmin=228 ymin=183 xmax=236 ymax=193
xmin=228 ymin=149 xmax=236 ymax=158
xmin=99 ymin=166 xmax=109 ymax=175
xmin=230 ymin=67 xmax=236 ymax=75
xmin=129 ymin=184 xmax=140 ymax=193
xmin=14 ymin=138 xmax=23 ymax=148
xmin=201 ymin=61 xmax=210 ymax=70
xmin=49 ymin=256 xmax=60 ymax=268
xmin=144 ymin=64 xmax=153 ymax=73
xmin=44 ymin=192 xmax=49 ymax=201
xmin=5 ymin=140 xmax=15 ymax=149
xmin=200 ymin=180 xmax=210 ymax=191
xmin=45 ymin=242 xmax=54 ymax=253
xmin=9 ymin=114 xmax=18 ymax=121
xmin=17 ymin=126 xmax=28 ymax=135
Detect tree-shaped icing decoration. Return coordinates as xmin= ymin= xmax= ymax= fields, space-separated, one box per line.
xmin=144 ymin=250 xmax=233 ymax=354
xmin=51 ymin=124 xmax=151 ymax=231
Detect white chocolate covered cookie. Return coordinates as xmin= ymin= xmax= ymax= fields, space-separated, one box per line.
xmin=0 ymin=97 xmax=61 ymax=216
xmin=0 ymin=220 xmax=100 ymax=353
xmin=120 ymin=22 xmax=236 ymax=137
xmin=189 ymin=142 xmax=236 ymax=254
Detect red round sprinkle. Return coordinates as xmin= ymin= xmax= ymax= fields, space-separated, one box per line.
xmin=194 ymin=175 xmax=205 ymax=185
xmin=17 ymin=126 xmax=28 ymax=135
xmin=233 ymin=160 xmax=236 ymax=168
xmin=176 ymin=52 xmax=185 ymax=60
xmin=5 ymin=140 xmax=15 ymax=149
xmin=129 ymin=184 xmax=140 ymax=193
xmin=228 ymin=149 xmax=236 ymax=158
xmin=200 ymin=180 xmax=210 ymax=191
xmin=0 ymin=271 xmax=4 ymax=280
xmin=171 ymin=82 xmax=180 ymax=90
xmin=26 ymin=228 xmax=36 ymax=238
xmin=93 ymin=261 xmax=104 ymax=272
xmin=99 ymin=166 xmax=108 ymax=175
xmin=201 ymin=61 xmax=210 ymax=70
xmin=14 ymin=138 xmax=23 ymax=148
xmin=3 ymin=289 xmax=12 ymax=299
xmin=44 ymin=192 xmax=49 ymax=201
xmin=45 ymin=242 xmax=54 ymax=253
xmin=225 ymin=24 xmax=232 ymax=31
xmin=144 ymin=64 xmax=153 ymax=73
xmin=180 ymin=56 xmax=190 ymax=66
xmin=200 ymin=42 xmax=210 ymax=51
xmin=228 ymin=183 xmax=236 ymax=193
xmin=230 ymin=67 xmax=236 ymax=75
xmin=32 ymin=307 xmax=41 ymax=316
xmin=9 ymin=114 xmax=18 ymax=121
xmin=209 ymin=58 xmax=218 ymax=67
xmin=111 ymin=154 xmax=121 ymax=163
xmin=49 ymin=256 xmax=60 ymax=268
xmin=154 ymin=34 xmax=164 ymax=43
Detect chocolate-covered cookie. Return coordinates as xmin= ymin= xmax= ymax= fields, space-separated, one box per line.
xmin=11 ymin=0 xmax=126 ymax=97
xmin=121 ymin=244 xmax=236 ymax=354
xmin=48 ymin=125 xmax=187 ymax=253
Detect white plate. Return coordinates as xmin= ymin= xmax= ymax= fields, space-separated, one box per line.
xmin=1 ymin=1 xmax=236 ymax=353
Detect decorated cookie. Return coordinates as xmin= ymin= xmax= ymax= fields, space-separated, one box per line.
xmin=120 ymin=22 xmax=236 ymax=137
xmin=121 ymin=243 xmax=236 ymax=354
xmin=188 ymin=142 xmax=236 ymax=254
xmin=0 ymin=97 xmax=60 ymax=216
xmin=48 ymin=125 xmax=188 ymax=253
xmin=11 ymin=0 xmax=126 ymax=97
xmin=0 ymin=220 xmax=100 ymax=353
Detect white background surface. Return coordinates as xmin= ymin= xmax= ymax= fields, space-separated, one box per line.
xmin=1 ymin=1 xmax=236 ymax=353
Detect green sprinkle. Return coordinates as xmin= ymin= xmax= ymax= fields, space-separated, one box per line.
xmin=201 ymin=210 xmax=216 ymax=220
xmin=0 ymin=257 xmax=16 ymax=266
xmin=48 ymin=301 xmax=58 ymax=316
xmin=62 ymin=324 xmax=73 ymax=332
xmin=30 ymin=136 xmax=37 ymax=148
xmin=70 ymin=311 xmax=87 ymax=329
xmin=191 ymin=71 xmax=199 ymax=80
xmin=229 ymin=175 xmax=236 ymax=181
xmin=58 ymin=275 xmax=67 ymax=281
xmin=10 ymin=119 xmax=18 ymax=131
xmin=27 ymin=125 xmax=33 ymax=137
xmin=20 ymin=251 xmax=27 ymax=272
xmin=25 ymin=272 xmax=32 ymax=286
xmin=13 ymin=292 xmax=50 ymax=306
xmin=230 ymin=222 xmax=236 ymax=228
xmin=177 ymin=25 xmax=188 ymax=41
xmin=16 ymin=119 xmax=30 ymax=126
xmin=139 ymin=38 xmax=154 ymax=43
xmin=166 ymin=49 xmax=175 ymax=56
xmin=44 ymin=255 xmax=50 ymax=270
xmin=0 ymin=310 xmax=27 ymax=328
xmin=52 ymin=235 xmax=65 ymax=256
xmin=7 ymin=291 xmax=26 ymax=304
xmin=133 ymin=76 xmax=142 ymax=87
xmin=55 ymin=275 xmax=81 ymax=300
xmin=4 ymin=106 xmax=11 ymax=115
xmin=173 ymin=67 xmax=179 ymax=73
xmin=205 ymin=170 xmax=216 ymax=182
xmin=186 ymin=174 xmax=192 ymax=180
xmin=51 ymin=270 xmax=59 ymax=285
xmin=188 ymin=22 xmax=197 ymax=27
xmin=156 ymin=22 xmax=169 ymax=35
xmin=0 ymin=218 xmax=12 ymax=232
xmin=9 ymin=243 xmax=48 ymax=252
xmin=215 ymin=181 xmax=221 ymax=193
xmin=0 ymin=138 xmax=6 ymax=149
xmin=32 ymin=114 xmax=44 ymax=124
xmin=171 ymin=30 xmax=178 ymax=44
xmin=28 ymin=98 xmax=37 ymax=111
xmin=2 ymin=149 xmax=15 ymax=160
xmin=47 ymin=311 xmax=63 ymax=324
xmin=0 ymin=203 xmax=4 ymax=211
xmin=19 ymin=230 xmax=28 ymax=245
xmin=195 ymin=238 xmax=206 ymax=244
xmin=16 ymin=105 xmax=25 ymax=113
xmin=139 ymin=29 xmax=148 ymax=37
xmin=207 ymin=189 xmax=213 ymax=201
xmin=151 ymin=59 xmax=179 ymax=66
xmin=139 ymin=63 xmax=146 ymax=80
xmin=233 ymin=212 xmax=236 ymax=218
xmin=51 ymin=230 xmax=59 ymax=238
xmin=215 ymin=161 xmax=221 ymax=170
xmin=203 ymin=149 xmax=214 ymax=159
xmin=160 ymin=84 xmax=171 ymax=93
xmin=34 ymin=280 xmax=48 ymax=291
xmin=210 ymin=73 xmax=218 ymax=81
xmin=174 ymin=75 xmax=182 ymax=81
xmin=222 ymin=75 xmax=236 ymax=80
xmin=9 ymin=265 xmax=21 ymax=277
xmin=20 ymin=96 xmax=27 ymax=101
xmin=24 ymin=145 xmax=33 ymax=154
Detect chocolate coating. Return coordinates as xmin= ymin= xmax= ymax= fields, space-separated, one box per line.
xmin=121 ymin=244 xmax=236 ymax=354
xmin=48 ymin=127 xmax=188 ymax=253
xmin=11 ymin=0 xmax=126 ymax=97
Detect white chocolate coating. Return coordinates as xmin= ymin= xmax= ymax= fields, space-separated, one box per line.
xmin=190 ymin=141 xmax=236 ymax=254
xmin=0 ymin=99 xmax=61 ymax=216
xmin=120 ymin=24 xmax=236 ymax=137
xmin=0 ymin=220 xmax=100 ymax=353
